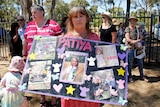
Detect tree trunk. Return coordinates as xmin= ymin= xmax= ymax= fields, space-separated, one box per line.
xmin=50 ymin=0 xmax=56 ymax=19
xmin=125 ymin=0 xmax=130 ymax=27
xmin=19 ymin=0 xmax=32 ymax=21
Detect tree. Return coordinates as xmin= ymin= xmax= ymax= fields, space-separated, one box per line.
xmin=131 ymin=0 xmax=159 ymax=14
xmin=19 ymin=0 xmax=32 ymax=21
xmin=69 ymin=0 xmax=89 ymax=8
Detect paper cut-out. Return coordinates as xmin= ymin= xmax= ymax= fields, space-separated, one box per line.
xmin=66 ymin=85 xmax=76 ymax=95
xmin=118 ymin=53 xmax=126 ymax=60
xmin=87 ymin=57 xmax=96 ymax=66
xmin=116 ymin=79 xmax=125 ymax=89
xmin=117 ymin=67 xmax=125 ymax=76
xmin=80 ymin=86 xmax=90 ymax=97
xmin=52 ymin=63 xmax=61 ymax=72
xmin=29 ymin=52 xmax=36 ymax=60
xmin=53 ymin=83 xmax=63 ymax=93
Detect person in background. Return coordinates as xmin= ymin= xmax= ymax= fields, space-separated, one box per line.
xmin=125 ymin=16 xmax=148 ymax=82
xmin=60 ymin=16 xmax=68 ymax=35
xmin=9 ymin=22 xmax=22 ymax=57
xmin=17 ymin=16 xmax=27 ymax=44
xmin=0 ymin=56 xmax=26 ymax=107
xmin=22 ymin=5 xmax=61 ymax=107
xmin=0 ymin=26 xmax=7 ymax=44
xmin=117 ymin=22 xmax=125 ymax=44
xmin=61 ymin=6 xmax=100 ymax=107
xmin=139 ymin=22 xmax=147 ymax=46
xmin=99 ymin=11 xmax=117 ymax=43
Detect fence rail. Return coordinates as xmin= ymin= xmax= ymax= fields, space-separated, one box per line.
xmin=0 ymin=14 xmax=160 ymax=65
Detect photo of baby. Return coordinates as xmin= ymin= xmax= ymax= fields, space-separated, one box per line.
xmin=91 ymin=69 xmax=116 ymax=100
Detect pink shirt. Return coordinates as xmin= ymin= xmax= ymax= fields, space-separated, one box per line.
xmin=62 ymin=31 xmax=100 ymax=107
xmin=65 ymin=32 xmax=100 ymax=41
xmin=24 ymin=19 xmax=61 ymax=53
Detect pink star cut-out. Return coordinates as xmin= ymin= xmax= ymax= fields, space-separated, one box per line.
xmin=117 ymin=67 xmax=125 ymax=76
xmin=79 ymin=86 xmax=90 ymax=97
xmin=116 ymin=79 xmax=125 ymax=89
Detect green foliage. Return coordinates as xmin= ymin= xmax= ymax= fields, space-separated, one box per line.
xmin=0 ymin=0 xmax=19 ymax=22
xmin=69 ymin=0 xmax=89 ymax=8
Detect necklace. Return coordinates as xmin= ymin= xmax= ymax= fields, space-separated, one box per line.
xmin=72 ymin=31 xmax=89 ymax=39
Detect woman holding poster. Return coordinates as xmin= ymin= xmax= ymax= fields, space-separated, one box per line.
xmin=61 ymin=6 xmax=100 ymax=107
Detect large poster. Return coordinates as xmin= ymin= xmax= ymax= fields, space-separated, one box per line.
xmin=20 ymin=36 xmax=128 ymax=106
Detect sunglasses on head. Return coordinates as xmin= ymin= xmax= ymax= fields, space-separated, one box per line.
xmin=17 ymin=19 xmax=24 ymax=22
xmin=102 ymin=16 xmax=106 ymax=19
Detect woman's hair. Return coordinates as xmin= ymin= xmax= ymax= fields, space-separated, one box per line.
xmin=30 ymin=5 xmax=45 ymax=16
xmin=67 ymin=6 xmax=90 ymax=33
xmin=71 ymin=57 xmax=79 ymax=67
xmin=10 ymin=22 xmax=19 ymax=36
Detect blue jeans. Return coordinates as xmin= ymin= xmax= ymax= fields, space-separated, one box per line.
xmin=128 ymin=49 xmax=144 ymax=78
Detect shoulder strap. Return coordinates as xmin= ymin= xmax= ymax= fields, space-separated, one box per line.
xmin=136 ymin=27 xmax=140 ymax=39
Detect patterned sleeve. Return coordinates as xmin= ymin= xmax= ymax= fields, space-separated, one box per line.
xmin=50 ymin=20 xmax=62 ymax=36
xmin=125 ymin=27 xmax=130 ymax=33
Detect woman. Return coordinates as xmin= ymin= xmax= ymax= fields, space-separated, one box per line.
xmin=61 ymin=6 xmax=100 ymax=107
xmin=9 ymin=22 xmax=22 ymax=57
xmin=99 ymin=11 xmax=117 ymax=43
xmin=125 ymin=16 xmax=148 ymax=82
xmin=22 ymin=5 xmax=61 ymax=107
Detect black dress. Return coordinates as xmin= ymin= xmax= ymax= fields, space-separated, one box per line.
xmin=99 ymin=25 xmax=117 ymax=42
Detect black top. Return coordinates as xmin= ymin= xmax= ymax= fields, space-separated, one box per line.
xmin=10 ymin=22 xmax=22 ymax=57
xmin=99 ymin=25 xmax=117 ymax=42
xmin=10 ymin=33 xmax=22 ymax=57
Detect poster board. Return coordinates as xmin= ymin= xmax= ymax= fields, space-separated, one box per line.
xmin=20 ymin=36 xmax=128 ymax=106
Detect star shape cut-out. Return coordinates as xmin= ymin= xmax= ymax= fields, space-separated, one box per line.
xmin=66 ymin=85 xmax=75 ymax=95
xmin=34 ymin=36 xmax=41 ymax=40
xmin=29 ymin=52 xmax=36 ymax=60
xmin=117 ymin=67 xmax=125 ymax=76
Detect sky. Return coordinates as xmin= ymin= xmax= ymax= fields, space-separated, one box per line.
xmin=64 ymin=0 xmax=127 ymax=13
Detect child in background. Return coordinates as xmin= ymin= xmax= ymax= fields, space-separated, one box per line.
xmin=0 ymin=56 xmax=26 ymax=107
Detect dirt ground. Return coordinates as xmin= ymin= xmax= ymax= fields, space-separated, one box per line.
xmin=0 ymin=61 xmax=160 ymax=107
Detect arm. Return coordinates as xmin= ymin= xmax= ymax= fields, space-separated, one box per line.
xmin=22 ymin=39 xmax=28 ymax=60
xmin=13 ymin=30 xmax=19 ymax=43
xmin=111 ymin=32 xmax=117 ymax=43
xmin=125 ymin=32 xmax=141 ymax=45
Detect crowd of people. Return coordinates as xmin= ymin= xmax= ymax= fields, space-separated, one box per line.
xmin=0 ymin=5 xmax=149 ymax=107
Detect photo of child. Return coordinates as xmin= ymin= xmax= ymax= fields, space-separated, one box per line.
xmin=95 ymin=45 xmax=119 ymax=68
xmin=60 ymin=51 xmax=88 ymax=84
xmin=95 ymin=47 xmax=106 ymax=68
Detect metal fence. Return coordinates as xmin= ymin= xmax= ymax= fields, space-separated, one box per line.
xmin=0 ymin=22 xmax=10 ymax=61
xmin=0 ymin=14 xmax=160 ymax=65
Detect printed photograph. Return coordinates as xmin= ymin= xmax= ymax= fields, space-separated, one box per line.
xmin=91 ymin=69 xmax=116 ymax=100
xmin=60 ymin=51 xmax=88 ymax=84
xmin=28 ymin=60 xmax=52 ymax=90
xmin=30 ymin=36 xmax=57 ymax=60
xmin=95 ymin=45 xmax=119 ymax=68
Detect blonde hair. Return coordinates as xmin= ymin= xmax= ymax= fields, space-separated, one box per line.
xmin=67 ymin=6 xmax=91 ymax=33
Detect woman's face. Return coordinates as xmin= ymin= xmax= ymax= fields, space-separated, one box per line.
xmin=129 ymin=19 xmax=137 ymax=27
xmin=71 ymin=58 xmax=78 ymax=66
xmin=31 ymin=9 xmax=43 ymax=21
xmin=72 ymin=12 xmax=87 ymax=30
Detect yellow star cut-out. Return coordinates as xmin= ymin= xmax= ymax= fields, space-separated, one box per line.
xmin=117 ymin=67 xmax=125 ymax=76
xmin=29 ymin=52 xmax=36 ymax=60
xmin=66 ymin=85 xmax=75 ymax=95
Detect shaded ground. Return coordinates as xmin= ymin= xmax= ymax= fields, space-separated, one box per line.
xmin=0 ymin=61 xmax=160 ymax=107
